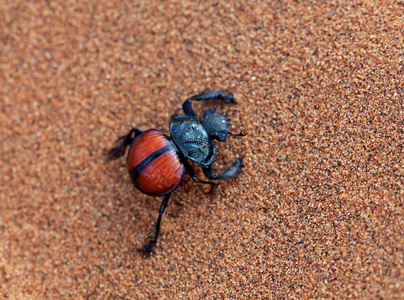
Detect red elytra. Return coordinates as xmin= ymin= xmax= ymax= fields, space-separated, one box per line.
xmin=127 ymin=129 xmax=184 ymax=196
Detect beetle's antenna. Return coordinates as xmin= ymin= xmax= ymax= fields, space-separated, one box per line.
xmin=228 ymin=131 xmax=247 ymax=137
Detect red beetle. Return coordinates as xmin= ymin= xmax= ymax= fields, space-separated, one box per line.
xmin=108 ymin=90 xmax=245 ymax=251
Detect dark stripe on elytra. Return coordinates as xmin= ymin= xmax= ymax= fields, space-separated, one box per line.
xmin=129 ymin=145 xmax=172 ymax=183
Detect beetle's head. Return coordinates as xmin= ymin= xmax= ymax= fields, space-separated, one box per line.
xmin=202 ymin=109 xmax=229 ymax=142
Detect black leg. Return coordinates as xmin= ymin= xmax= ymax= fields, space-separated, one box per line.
xmin=202 ymin=158 xmax=244 ymax=180
xmin=137 ymin=193 xmax=171 ymax=251
xmin=107 ymin=127 xmax=142 ymax=160
xmin=182 ymin=158 xmax=217 ymax=186
xmin=190 ymin=90 xmax=235 ymax=103
xmin=182 ymin=90 xmax=235 ymax=118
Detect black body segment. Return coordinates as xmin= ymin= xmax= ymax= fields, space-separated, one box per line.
xmin=169 ymin=115 xmax=218 ymax=167
xmin=202 ymin=108 xmax=230 ymax=142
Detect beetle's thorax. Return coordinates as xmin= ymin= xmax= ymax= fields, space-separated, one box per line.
xmin=169 ymin=115 xmax=218 ymax=167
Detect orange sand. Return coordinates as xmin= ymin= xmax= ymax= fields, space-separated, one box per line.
xmin=1 ymin=1 xmax=403 ymax=298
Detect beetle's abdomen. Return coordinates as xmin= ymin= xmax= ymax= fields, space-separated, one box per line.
xmin=127 ymin=129 xmax=184 ymax=196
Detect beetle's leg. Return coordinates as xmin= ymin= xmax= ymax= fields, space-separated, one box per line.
xmin=107 ymin=127 xmax=143 ymax=160
xmin=182 ymin=90 xmax=235 ymax=118
xmin=182 ymin=158 xmax=218 ymax=185
xmin=202 ymin=158 xmax=243 ymax=180
xmin=190 ymin=90 xmax=235 ymax=103
xmin=137 ymin=193 xmax=171 ymax=251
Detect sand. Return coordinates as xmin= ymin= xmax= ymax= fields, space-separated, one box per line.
xmin=1 ymin=0 xmax=403 ymax=298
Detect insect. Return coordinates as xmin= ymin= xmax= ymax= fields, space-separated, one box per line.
xmin=108 ymin=90 xmax=245 ymax=251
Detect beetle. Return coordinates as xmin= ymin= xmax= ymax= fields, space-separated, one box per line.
xmin=108 ymin=90 xmax=245 ymax=251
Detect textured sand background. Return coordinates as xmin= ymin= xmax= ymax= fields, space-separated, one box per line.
xmin=1 ymin=0 xmax=403 ymax=299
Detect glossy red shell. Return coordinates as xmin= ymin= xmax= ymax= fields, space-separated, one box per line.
xmin=127 ymin=129 xmax=184 ymax=196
